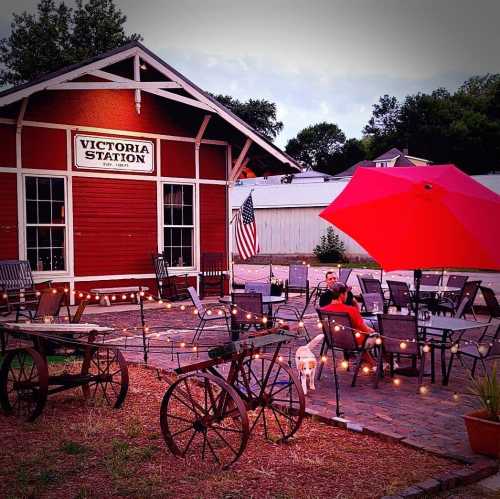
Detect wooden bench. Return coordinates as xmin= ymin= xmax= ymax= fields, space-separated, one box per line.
xmin=89 ymin=286 xmax=149 ymax=307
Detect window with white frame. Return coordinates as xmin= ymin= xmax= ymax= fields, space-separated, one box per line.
xmin=25 ymin=176 xmax=66 ymax=272
xmin=163 ymin=184 xmax=194 ymax=267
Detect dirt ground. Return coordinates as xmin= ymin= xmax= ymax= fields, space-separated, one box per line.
xmin=0 ymin=364 xmax=465 ymax=499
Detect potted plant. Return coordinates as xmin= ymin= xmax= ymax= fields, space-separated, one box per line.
xmin=463 ymin=362 xmax=500 ymax=458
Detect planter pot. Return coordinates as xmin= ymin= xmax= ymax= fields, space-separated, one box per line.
xmin=463 ymin=410 xmax=500 ymax=458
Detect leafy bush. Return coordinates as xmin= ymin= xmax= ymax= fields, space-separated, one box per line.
xmin=313 ymin=227 xmax=346 ymax=263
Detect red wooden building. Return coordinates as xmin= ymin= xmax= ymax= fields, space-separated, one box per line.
xmin=0 ymin=42 xmax=298 ymax=300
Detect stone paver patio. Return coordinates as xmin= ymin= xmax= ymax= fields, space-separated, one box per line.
xmin=2 ymin=265 xmax=498 ymax=467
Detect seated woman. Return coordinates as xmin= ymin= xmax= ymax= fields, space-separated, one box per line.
xmin=321 ymin=282 xmax=377 ymax=367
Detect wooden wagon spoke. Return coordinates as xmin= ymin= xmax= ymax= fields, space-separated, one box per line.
xmin=210 ymin=423 xmax=246 ymax=435
xmin=170 ymin=388 xmax=204 ymax=418
xmin=170 ymin=425 xmax=195 ymax=439
xmin=270 ymin=406 xmax=288 ymax=438
xmin=210 ymin=427 xmax=240 ymax=457
xmin=166 ymin=412 xmax=192 ymax=424
xmin=182 ymin=377 xmax=206 ymax=415
xmin=269 ymin=404 xmax=296 ymax=425
xmin=204 ymin=434 xmax=221 ymax=465
xmin=181 ymin=429 xmax=198 ymax=456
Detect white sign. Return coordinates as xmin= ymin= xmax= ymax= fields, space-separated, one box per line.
xmin=74 ymin=134 xmax=154 ymax=173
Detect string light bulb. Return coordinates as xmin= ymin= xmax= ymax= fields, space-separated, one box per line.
xmin=419 ymin=386 xmax=428 ymax=395
xmin=423 ymin=344 xmax=430 ymax=353
xmin=321 ymin=355 xmax=327 ymax=363
xmin=393 ymin=379 xmax=401 ymax=386
xmin=375 ymin=337 xmax=382 ymax=345
xmin=341 ymin=360 xmax=349 ymax=369
xmin=450 ymin=344 xmax=458 ymax=354
xmin=400 ymin=342 xmax=407 ymax=350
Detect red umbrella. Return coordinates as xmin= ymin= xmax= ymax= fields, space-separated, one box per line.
xmin=320 ymin=165 xmax=500 ymax=271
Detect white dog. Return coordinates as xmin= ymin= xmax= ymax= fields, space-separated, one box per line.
xmin=295 ymin=334 xmax=324 ymax=395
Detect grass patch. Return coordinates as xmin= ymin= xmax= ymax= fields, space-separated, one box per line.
xmin=125 ymin=416 xmax=143 ymax=438
xmin=60 ymin=440 xmax=88 ymax=455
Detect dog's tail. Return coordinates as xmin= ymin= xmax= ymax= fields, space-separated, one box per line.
xmin=306 ymin=333 xmax=324 ymax=351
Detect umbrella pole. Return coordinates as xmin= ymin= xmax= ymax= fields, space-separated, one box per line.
xmin=414 ymin=269 xmax=422 ymax=319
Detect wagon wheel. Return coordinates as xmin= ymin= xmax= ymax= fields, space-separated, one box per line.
xmin=81 ymin=347 xmax=129 ymax=408
xmin=160 ymin=372 xmax=249 ymax=469
xmin=235 ymin=355 xmax=305 ymax=442
xmin=0 ymin=348 xmax=48 ymax=422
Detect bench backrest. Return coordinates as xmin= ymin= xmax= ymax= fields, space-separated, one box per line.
xmin=0 ymin=260 xmax=35 ymax=291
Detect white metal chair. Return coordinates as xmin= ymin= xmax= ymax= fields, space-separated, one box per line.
xmin=187 ymin=287 xmax=230 ymax=343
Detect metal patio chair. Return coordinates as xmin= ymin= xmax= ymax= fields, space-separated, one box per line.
xmin=447 ymin=323 xmax=500 ymax=379
xmin=285 ymin=264 xmax=309 ymax=302
xmin=316 ymin=309 xmax=372 ymax=387
xmin=386 ymin=280 xmax=413 ymax=312
xmin=362 ymin=292 xmax=385 ymax=315
xmin=435 ymin=280 xmax=481 ymax=319
xmin=360 ymin=277 xmax=388 ymax=310
xmin=244 ymin=282 xmax=271 ymax=295
xmin=199 ymin=252 xmax=226 ymax=299
xmin=480 ymin=286 xmax=500 ymax=321
xmin=33 ymin=288 xmax=65 ymax=322
xmin=274 ymin=288 xmax=315 ymax=342
xmin=338 ymin=268 xmax=352 ymax=284
xmin=375 ymin=314 xmax=426 ymax=389
xmin=187 ymin=287 xmax=230 ymax=343
xmin=357 ymin=273 xmax=374 ymax=294
xmin=419 ymin=273 xmax=442 ymax=286
xmin=152 ymin=253 xmax=190 ymax=301
xmin=231 ymin=292 xmax=265 ymax=334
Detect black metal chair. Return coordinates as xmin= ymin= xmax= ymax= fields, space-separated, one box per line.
xmin=446 ymin=274 xmax=468 ymax=289
xmin=285 ymin=264 xmax=309 ymax=302
xmin=480 ymin=287 xmax=500 ymax=321
xmin=375 ymin=314 xmax=426 ymax=389
xmin=386 ymin=280 xmax=413 ymax=312
xmin=188 ymin=287 xmax=230 ymax=343
xmin=316 ymin=309 xmax=372 ymax=387
xmin=244 ymin=282 xmax=271 ymax=295
xmin=199 ymin=252 xmax=226 ymax=299
xmin=231 ymin=292 xmax=265 ymax=334
xmin=152 ymin=254 xmax=189 ymax=301
xmin=435 ymin=280 xmax=481 ymax=319
xmin=361 ymin=277 xmax=388 ymax=310
xmin=338 ymin=268 xmax=352 ymax=284
xmin=447 ymin=323 xmax=500 ymax=379
xmin=0 ymin=260 xmax=51 ymax=321
xmin=419 ymin=273 xmax=441 ymax=286
xmin=274 ymin=288 xmax=315 ymax=342
xmin=357 ymin=273 xmax=374 ymax=294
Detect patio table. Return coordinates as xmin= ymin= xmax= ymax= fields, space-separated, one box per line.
xmin=361 ymin=313 xmax=490 ymax=384
xmin=419 ymin=315 xmax=491 ymax=385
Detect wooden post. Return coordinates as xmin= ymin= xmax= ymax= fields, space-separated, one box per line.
xmin=138 ymin=286 xmax=148 ymax=364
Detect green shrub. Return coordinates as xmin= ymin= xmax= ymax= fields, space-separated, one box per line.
xmin=313 ymin=227 xmax=346 ymax=263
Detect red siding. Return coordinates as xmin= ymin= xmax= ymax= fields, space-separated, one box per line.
xmin=73 ymin=178 xmax=157 ymax=276
xmin=200 ymin=184 xmax=227 ymax=269
xmin=199 ymin=144 xmax=227 ymax=180
xmin=0 ymin=173 xmax=18 ymax=259
xmin=71 ymin=130 xmax=156 ymax=176
xmin=24 ymin=90 xmax=201 ymax=137
xmin=161 ymin=140 xmax=195 ymax=177
xmin=0 ymin=124 xmax=16 ymax=167
xmin=22 ymin=126 xmax=67 ymax=170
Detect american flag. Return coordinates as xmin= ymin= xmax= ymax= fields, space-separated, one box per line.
xmin=235 ymin=193 xmax=259 ymax=260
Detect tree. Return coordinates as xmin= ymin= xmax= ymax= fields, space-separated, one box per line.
xmin=285 ymin=122 xmax=346 ymax=170
xmin=0 ymin=0 xmax=141 ymax=86
xmin=211 ymin=94 xmax=283 ymax=141
xmin=363 ymin=76 xmax=500 ymax=175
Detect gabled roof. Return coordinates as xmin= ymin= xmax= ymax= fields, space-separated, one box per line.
xmin=374 ymin=148 xmax=404 ymax=161
xmin=0 ymin=41 xmax=300 ymax=173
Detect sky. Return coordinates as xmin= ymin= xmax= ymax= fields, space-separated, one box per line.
xmin=1 ymin=0 xmax=500 ymax=148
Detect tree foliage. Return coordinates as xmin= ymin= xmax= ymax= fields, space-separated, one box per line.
xmin=211 ymin=94 xmax=284 ymax=141
xmin=313 ymin=226 xmax=346 ymax=263
xmin=363 ymin=75 xmax=500 ymax=174
xmin=285 ymin=122 xmax=346 ymax=170
xmin=284 ymin=122 xmax=367 ymax=174
xmin=0 ymin=0 xmax=142 ymax=86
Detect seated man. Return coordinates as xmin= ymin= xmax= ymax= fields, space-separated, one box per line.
xmin=319 ymin=270 xmax=359 ymax=309
xmin=321 ymin=282 xmax=376 ymax=367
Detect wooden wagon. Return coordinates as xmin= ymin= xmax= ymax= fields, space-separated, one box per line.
xmin=0 ymin=322 xmax=129 ymax=421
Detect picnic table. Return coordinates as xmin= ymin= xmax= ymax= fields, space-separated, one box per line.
xmin=89 ymin=286 xmax=149 ymax=306
xmin=0 ymin=322 xmax=128 ymax=421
